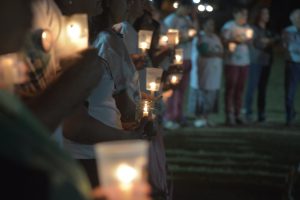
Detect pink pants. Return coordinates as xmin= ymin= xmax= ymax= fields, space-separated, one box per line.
xmin=224 ymin=65 xmax=249 ymax=117
xmin=164 ymin=60 xmax=191 ymax=122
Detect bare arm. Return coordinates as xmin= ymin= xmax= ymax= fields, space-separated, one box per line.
xmin=63 ymin=105 xmax=143 ymax=145
xmin=26 ymin=48 xmax=105 ymax=132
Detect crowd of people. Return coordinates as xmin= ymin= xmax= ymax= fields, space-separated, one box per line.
xmin=162 ymin=4 xmax=300 ymax=129
xmin=0 ymin=0 xmax=299 ymax=200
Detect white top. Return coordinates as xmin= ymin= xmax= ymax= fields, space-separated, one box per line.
xmin=283 ymin=26 xmax=300 ymax=63
xmin=222 ymin=20 xmax=251 ymax=66
xmin=164 ymin=13 xmax=193 ymax=60
xmin=190 ymin=37 xmax=199 ymax=89
xmin=64 ymin=30 xmax=140 ymax=159
xmin=120 ymin=21 xmax=139 ymax=54
xmin=197 ymin=32 xmax=224 ymax=90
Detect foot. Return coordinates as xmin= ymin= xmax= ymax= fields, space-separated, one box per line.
xmin=194 ymin=119 xmax=207 ymax=128
xmin=236 ymin=117 xmax=245 ymax=125
xmin=163 ymin=121 xmax=180 ymax=130
xmin=225 ymin=114 xmax=236 ymax=126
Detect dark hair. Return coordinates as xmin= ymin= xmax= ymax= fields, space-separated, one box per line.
xmin=232 ymin=6 xmax=247 ymax=15
xmin=250 ymin=5 xmax=269 ymax=25
xmin=88 ymin=0 xmax=110 ymax=42
xmin=179 ymin=0 xmax=193 ymax=7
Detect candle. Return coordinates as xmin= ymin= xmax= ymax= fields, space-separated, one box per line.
xmin=159 ymin=35 xmax=169 ymax=47
xmin=138 ymin=30 xmax=153 ymax=53
xmin=167 ymin=29 xmax=179 ymax=47
xmin=170 ymin=75 xmax=178 ymax=84
xmin=174 ymin=48 xmax=184 ymax=65
xmin=228 ymin=42 xmax=237 ymax=52
xmin=95 ymin=140 xmax=149 ymax=200
xmin=55 ymin=14 xmax=88 ymax=58
xmin=142 ymin=101 xmax=149 ymax=117
xmin=245 ymin=28 xmax=254 ymax=40
xmin=188 ymin=29 xmax=197 ymax=37
xmin=146 ymin=67 xmax=163 ymax=93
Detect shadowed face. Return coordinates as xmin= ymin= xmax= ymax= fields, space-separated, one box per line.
xmin=260 ymin=8 xmax=270 ymax=24
xmin=291 ymin=11 xmax=300 ymax=29
xmin=234 ymin=9 xmax=248 ymax=26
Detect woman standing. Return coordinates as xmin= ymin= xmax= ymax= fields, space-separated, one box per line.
xmin=244 ymin=6 xmax=278 ymax=123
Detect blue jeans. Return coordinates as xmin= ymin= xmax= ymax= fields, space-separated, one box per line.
xmin=244 ymin=63 xmax=271 ymax=120
xmin=285 ymin=61 xmax=300 ymax=122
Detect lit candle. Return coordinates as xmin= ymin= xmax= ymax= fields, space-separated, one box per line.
xmin=142 ymin=101 xmax=149 ymax=117
xmin=174 ymin=48 xmax=184 ymax=65
xmin=146 ymin=67 xmax=163 ymax=93
xmin=138 ymin=30 xmax=153 ymax=53
xmin=55 ymin=14 xmax=88 ymax=58
xmin=159 ymin=35 xmax=169 ymax=47
xmin=95 ymin=140 xmax=149 ymax=200
xmin=167 ymin=29 xmax=179 ymax=47
xmin=245 ymin=28 xmax=254 ymax=40
xmin=170 ymin=75 xmax=178 ymax=84
xmin=228 ymin=42 xmax=237 ymax=52
xmin=188 ymin=29 xmax=197 ymax=37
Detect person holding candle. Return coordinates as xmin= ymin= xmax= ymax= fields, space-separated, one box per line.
xmin=163 ymin=0 xmax=194 ymax=129
xmin=244 ymin=6 xmax=279 ymax=123
xmin=282 ymin=9 xmax=300 ymax=126
xmin=221 ymin=6 xmax=252 ymax=126
xmin=188 ymin=17 xmax=224 ymax=127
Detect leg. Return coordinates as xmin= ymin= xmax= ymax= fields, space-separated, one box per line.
xmin=187 ymin=87 xmax=198 ymax=117
xmin=285 ymin=62 xmax=300 ymax=124
xmin=234 ymin=66 xmax=249 ymax=120
xmin=244 ymin=64 xmax=262 ymax=119
xmin=257 ymin=64 xmax=272 ymax=121
xmin=224 ymin=65 xmax=239 ymax=124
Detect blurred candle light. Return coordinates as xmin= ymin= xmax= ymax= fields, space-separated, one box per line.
xmin=167 ymin=29 xmax=179 ymax=47
xmin=142 ymin=100 xmax=149 ymax=117
xmin=228 ymin=42 xmax=237 ymax=52
xmin=55 ymin=14 xmax=88 ymax=58
xmin=95 ymin=140 xmax=149 ymax=200
xmin=188 ymin=29 xmax=197 ymax=37
xmin=174 ymin=48 xmax=184 ymax=65
xmin=146 ymin=67 xmax=163 ymax=93
xmin=245 ymin=28 xmax=254 ymax=39
xmin=138 ymin=30 xmax=153 ymax=53
xmin=159 ymin=35 xmax=169 ymax=47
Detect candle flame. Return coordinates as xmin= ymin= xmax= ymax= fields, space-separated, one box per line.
xmin=115 ymin=164 xmax=138 ymax=189
xmin=149 ymin=82 xmax=157 ymax=91
xmin=67 ymin=22 xmax=82 ymax=40
xmin=171 ymin=75 xmax=178 ymax=84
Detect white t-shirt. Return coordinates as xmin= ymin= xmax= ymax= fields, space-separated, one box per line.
xmin=121 ymin=21 xmax=139 ymax=54
xmin=163 ymin=13 xmax=193 ymax=60
xmin=222 ymin=20 xmax=251 ymax=66
xmin=64 ymin=30 xmax=140 ymax=159
xmin=283 ymin=26 xmax=300 ymax=63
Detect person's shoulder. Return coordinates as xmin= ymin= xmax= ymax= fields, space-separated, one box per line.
xmin=164 ymin=13 xmax=177 ymax=23
xmin=284 ymin=25 xmax=297 ymax=33
xmin=222 ymin=20 xmax=235 ymax=30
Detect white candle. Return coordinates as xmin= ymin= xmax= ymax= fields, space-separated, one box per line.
xmin=142 ymin=101 xmax=149 ymax=117
xmin=159 ymin=35 xmax=169 ymax=47
xmin=138 ymin=30 xmax=153 ymax=53
xmin=55 ymin=14 xmax=88 ymax=58
xmin=174 ymin=48 xmax=184 ymax=65
xmin=188 ymin=29 xmax=197 ymax=37
xmin=115 ymin=163 xmax=138 ymax=191
xmin=170 ymin=75 xmax=178 ymax=84
xmin=149 ymin=81 xmax=157 ymax=91
xmin=245 ymin=28 xmax=254 ymax=40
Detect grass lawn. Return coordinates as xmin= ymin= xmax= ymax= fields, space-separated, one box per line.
xmin=163 ymin=49 xmax=300 ymax=200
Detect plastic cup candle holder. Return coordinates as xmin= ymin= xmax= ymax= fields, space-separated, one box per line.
xmin=95 ymin=140 xmax=149 ymax=200
xmin=173 ymin=48 xmax=184 ymax=65
xmin=55 ymin=14 xmax=88 ymax=58
xmin=136 ymin=100 xmax=154 ymax=122
xmin=146 ymin=67 xmax=163 ymax=94
xmin=167 ymin=29 xmax=179 ymax=47
xmin=138 ymin=30 xmax=153 ymax=53
xmin=0 ymin=53 xmax=27 ymax=92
